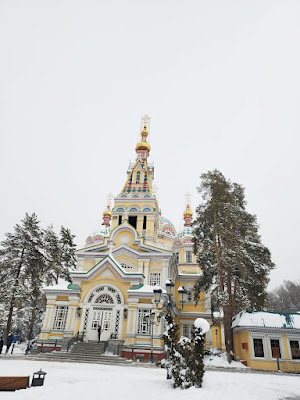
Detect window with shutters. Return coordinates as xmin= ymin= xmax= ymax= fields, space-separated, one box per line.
xmin=290 ymin=340 xmax=300 ymax=359
xmin=270 ymin=339 xmax=281 ymax=358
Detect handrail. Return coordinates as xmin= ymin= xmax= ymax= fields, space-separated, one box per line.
xmin=67 ymin=331 xmax=84 ymax=353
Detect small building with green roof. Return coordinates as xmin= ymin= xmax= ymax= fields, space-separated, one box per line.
xmin=232 ymin=310 xmax=300 ymax=372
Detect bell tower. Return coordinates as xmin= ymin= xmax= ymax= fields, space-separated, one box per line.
xmin=110 ymin=116 xmax=159 ymax=242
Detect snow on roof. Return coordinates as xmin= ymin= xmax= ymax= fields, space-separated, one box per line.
xmin=128 ymin=284 xmax=166 ymax=294
xmin=232 ymin=311 xmax=300 ymax=330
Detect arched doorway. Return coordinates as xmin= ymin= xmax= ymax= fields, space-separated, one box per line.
xmin=82 ymin=285 xmax=124 ymax=342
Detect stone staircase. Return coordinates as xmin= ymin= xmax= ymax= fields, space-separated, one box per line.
xmin=29 ymin=342 xmax=131 ymax=366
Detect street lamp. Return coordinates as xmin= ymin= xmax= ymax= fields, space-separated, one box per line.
xmin=144 ymin=310 xmax=158 ymax=362
xmin=154 ymin=279 xmax=187 ymax=311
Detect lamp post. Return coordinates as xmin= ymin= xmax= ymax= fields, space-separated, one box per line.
xmin=144 ymin=310 xmax=158 ymax=362
xmin=153 ymin=279 xmax=188 ymax=313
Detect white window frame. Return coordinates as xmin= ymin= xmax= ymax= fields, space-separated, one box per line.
xmin=251 ymin=335 xmax=267 ymax=360
xmin=287 ymin=337 xmax=300 ymax=360
xmin=137 ymin=309 xmax=151 ymax=335
xmin=149 ymin=272 xmax=161 ymax=286
xmin=182 ymin=324 xmax=191 ymax=338
xmin=52 ymin=306 xmax=69 ymax=330
xmin=268 ymin=336 xmax=284 ymax=360
xmin=185 ymin=250 xmax=193 ymax=263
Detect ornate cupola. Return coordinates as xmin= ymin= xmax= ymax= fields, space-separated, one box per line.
xmin=183 ymin=204 xmax=193 ymax=227
xmin=102 ymin=204 xmax=112 ymax=226
xmin=135 ymin=124 xmax=151 ymax=159
xmin=183 ymin=193 xmax=193 ymax=226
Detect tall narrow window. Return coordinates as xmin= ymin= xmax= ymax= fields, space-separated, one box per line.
xmin=136 ymin=171 xmax=140 ymax=183
xmin=175 ymin=252 xmax=179 ymax=264
xmin=118 ymin=215 xmax=122 ymax=225
xmin=137 ymin=309 xmax=151 ymax=334
xmin=183 ymin=324 xmax=191 ymax=338
xmin=53 ymin=306 xmax=68 ymax=330
xmin=144 ymin=172 xmax=147 ymax=182
xmin=270 ymin=339 xmax=281 ymax=358
xmin=143 ymin=216 xmax=147 ymax=230
xmin=128 ymin=215 xmax=137 ymax=229
xmin=186 ymin=250 xmax=192 ymax=263
xmin=253 ymin=338 xmax=264 ymax=358
xmin=290 ymin=340 xmax=300 ymax=359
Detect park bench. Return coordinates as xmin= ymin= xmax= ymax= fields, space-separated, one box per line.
xmin=0 ymin=376 xmax=30 ymax=391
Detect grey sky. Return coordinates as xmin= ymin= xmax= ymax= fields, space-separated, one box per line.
xmin=1 ymin=1 xmax=299 ymax=289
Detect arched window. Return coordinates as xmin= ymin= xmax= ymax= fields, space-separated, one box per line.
xmin=136 ymin=171 xmax=140 ymax=183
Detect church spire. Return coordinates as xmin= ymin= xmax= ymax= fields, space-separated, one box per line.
xmin=183 ymin=193 xmax=193 ymax=226
xmin=135 ymin=115 xmax=151 ymax=159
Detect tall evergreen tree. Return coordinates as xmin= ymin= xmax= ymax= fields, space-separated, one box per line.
xmin=0 ymin=214 xmax=77 ymax=342
xmin=0 ymin=213 xmax=44 ymax=342
xmin=193 ymin=170 xmax=274 ymax=362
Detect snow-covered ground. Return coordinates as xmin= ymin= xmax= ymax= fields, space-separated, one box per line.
xmin=0 ymin=360 xmax=299 ymax=400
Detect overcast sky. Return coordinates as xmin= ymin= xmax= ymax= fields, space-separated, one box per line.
xmin=1 ymin=1 xmax=299 ymax=290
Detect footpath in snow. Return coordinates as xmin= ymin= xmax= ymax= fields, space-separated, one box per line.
xmin=0 ymin=359 xmax=299 ymax=400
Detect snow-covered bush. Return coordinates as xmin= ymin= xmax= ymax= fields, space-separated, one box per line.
xmin=162 ymin=314 xmax=209 ymax=389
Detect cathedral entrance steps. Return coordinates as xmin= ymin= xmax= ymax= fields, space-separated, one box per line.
xmin=25 ymin=353 xmax=131 ymax=366
xmin=27 ymin=341 xmax=130 ymax=365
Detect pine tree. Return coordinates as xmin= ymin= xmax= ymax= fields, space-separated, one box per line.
xmin=0 ymin=213 xmax=44 ymax=342
xmin=162 ymin=308 xmax=180 ymax=384
xmin=193 ymin=170 xmax=274 ymax=362
xmin=0 ymin=214 xmax=77 ymax=342
xmin=186 ymin=321 xmax=206 ymax=388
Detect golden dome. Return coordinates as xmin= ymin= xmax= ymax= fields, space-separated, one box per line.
xmin=183 ymin=204 xmax=193 ymax=218
xmin=103 ymin=205 xmax=112 ymax=217
xmin=135 ymin=140 xmax=151 ymax=152
xmin=136 ymin=125 xmax=151 ymax=152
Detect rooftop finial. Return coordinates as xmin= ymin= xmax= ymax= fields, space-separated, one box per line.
xmin=136 ymin=115 xmax=151 ymax=157
xmin=183 ymin=193 xmax=193 ymax=226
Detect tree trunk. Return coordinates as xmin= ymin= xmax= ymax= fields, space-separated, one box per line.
xmin=211 ymin=188 xmax=223 ymax=292
xmin=4 ymin=249 xmax=24 ymax=343
xmin=27 ymin=300 xmax=37 ymax=342
xmin=223 ymin=305 xmax=234 ymax=363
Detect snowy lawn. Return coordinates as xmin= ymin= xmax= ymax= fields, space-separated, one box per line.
xmin=0 ymin=360 xmax=299 ymax=400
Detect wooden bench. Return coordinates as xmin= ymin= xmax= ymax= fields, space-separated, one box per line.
xmin=0 ymin=376 xmax=30 ymax=391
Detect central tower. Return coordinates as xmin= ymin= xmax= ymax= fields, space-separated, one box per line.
xmin=110 ymin=117 xmax=159 ymax=242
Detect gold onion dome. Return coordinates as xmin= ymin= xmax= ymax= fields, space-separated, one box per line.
xmin=103 ymin=205 xmax=112 ymax=217
xmin=183 ymin=204 xmax=193 ymax=218
xmin=135 ymin=125 xmax=151 ymax=152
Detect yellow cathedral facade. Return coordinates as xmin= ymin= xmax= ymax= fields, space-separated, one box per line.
xmin=38 ymin=120 xmax=220 ymax=360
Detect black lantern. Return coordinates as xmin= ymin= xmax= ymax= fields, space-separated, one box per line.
xmin=153 ymin=287 xmax=162 ymax=303
xmin=178 ymin=286 xmax=187 ymax=305
xmin=165 ymin=279 xmax=175 ymax=296
xmin=123 ymin=308 xmax=128 ymax=319
xmin=31 ymin=369 xmax=47 ymax=387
